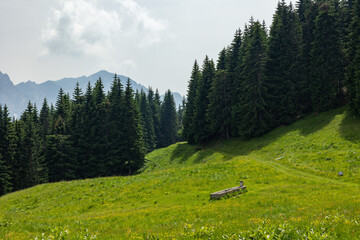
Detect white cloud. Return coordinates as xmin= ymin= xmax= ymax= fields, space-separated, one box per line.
xmin=41 ymin=0 xmax=167 ymax=57
xmin=118 ymin=0 xmax=167 ymax=46
xmin=122 ymin=59 xmax=137 ymax=69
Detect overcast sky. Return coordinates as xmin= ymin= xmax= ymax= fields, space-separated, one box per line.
xmin=0 ymin=0 xmax=291 ymax=95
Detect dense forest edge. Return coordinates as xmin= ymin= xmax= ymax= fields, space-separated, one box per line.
xmin=0 ymin=77 xmax=182 ymax=196
xmin=183 ymin=0 xmax=360 ymax=145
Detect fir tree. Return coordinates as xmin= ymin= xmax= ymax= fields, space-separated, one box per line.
xmin=12 ymin=120 xmax=23 ymax=190
xmin=91 ymin=78 xmax=110 ymax=176
xmin=69 ymin=82 xmax=83 ymax=176
xmin=158 ymin=90 xmax=178 ymax=148
xmin=153 ymin=89 xmax=162 ymax=145
xmin=0 ymin=106 xmax=13 ymax=195
xmin=1 ymin=106 xmax=17 ymax=192
xmin=108 ymin=74 xmax=126 ymax=175
xmin=147 ymin=87 xmax=161 ymax=148
xmin=139 ymin=90 xmax=156 ymax=152
xmin=183 ymin=60 xmax=201 ymax=143
xmin=79 ymin=82 xmax=95 ymax=178
xmin=45 ymin=134 xmax=76 ymax=182
xmin=54 ymin=88 xmax=68 ymax=134
xmin=310 ymin=2 xmax=344 ymax=112
xmin=123 ymin=79 xmax=145 ymax=175
xmin=227 ymin=29 xmax=244 ymax=137
xmin=39 ymin=98 xmax=50 ymax=142
xmin=345 ymin=0 xmax=360 ymax=115
xmin=193 ymin=56 xmax=215 ymax=143
xmin=207 ymin=48 xmax=233 ymax=139
xmin=0 ymin=152 xmax=11 ymax=196
xmin=20 ymin=102 xmax=46 ymax=188
xmin=238 ymin=21 xmax=272 ymax=138
xmin=297 ymin=0 xmax=318 ymax=113
xmin=266 ymin=1 xmax=303 ymax=125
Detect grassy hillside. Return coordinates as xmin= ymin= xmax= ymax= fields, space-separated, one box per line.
xmin=1 ymin=108 xmax=360 ymax=239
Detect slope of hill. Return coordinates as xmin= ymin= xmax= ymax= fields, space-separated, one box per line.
xmin=0 ymin=70 xmax=183 ymax=117
xmin=1 ymin=108 xmax=360 ymax=239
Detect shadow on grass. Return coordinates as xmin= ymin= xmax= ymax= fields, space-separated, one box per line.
xmin=169 ymin=143 xmax=213 ymax=164
xmin=178 ymin=108 xmax=344 ymax=159
xmin=296 ymin=108 xmax=342 ymax=136
xmin=339 ymin=110 xmax=360 ymax=143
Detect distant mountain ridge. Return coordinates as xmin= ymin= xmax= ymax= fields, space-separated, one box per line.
xmin=0 ymin=70 xmax=183 ymax=117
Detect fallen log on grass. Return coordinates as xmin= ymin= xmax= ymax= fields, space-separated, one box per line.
xmin=210 ymin=181 xmax=247 ymax=200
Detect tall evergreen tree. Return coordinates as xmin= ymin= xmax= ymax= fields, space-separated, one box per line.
xmin=139 ymin=90 xmax=156 ymax=152
xmin=79 ymin=82 xmax=95 ymax=178
xmin=122 ymin=79 xmax=145 ymax=174
xmin=20 ymin=102 xmax=46 ymax=188
xmin=153 ymin=89 xmax=162 ymax=145
xmin=159 ymin=90 xmax=178 ymax=148
xmin=208 ymin=49 xmax=233 ymax=139
xmin=108 ymin=74 xmax=126 ymax=175
xmin=54 ymin=88 xmax=66 ymax=134
xmin=183 ymin=60 xmax=201 ymax=143
xmin=297 ymin=0 xmax=318 ymax=112
xmin=90 ymin=78 xmax=110 ymax=176
xmin=147 ymin=87 xmax=161 ymax=148
xmin=69 ymin=82 xmax=84 ymax=176
xmin=238 ymin=20 xmax=272 ymax=138
xmin=39 ymin=98 xmax=50 ymax=142
xmin=345 ymin=0 xmax=360 ymax=115
xmin=0 ymin=106 xmax=13 ymax=195
xmin=266 ymin=1 xmax=303 ymax=125
xmin=310 ymin=2 xmax=344 ymax=112
xmin=193 ymin=56 xmax=215 ymax=143
xmin=45 ymin=134 xmax=76 ymax=182
xmin=1 ymin=106 xmax=17 ymax=192
xmin=12 ymin=120 xmax=23 ymax=191
xmin=227 ymin=30 xmax=244 ymax=137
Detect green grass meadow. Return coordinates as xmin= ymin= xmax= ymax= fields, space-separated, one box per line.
xmin=1 ymin=107 xmax=360 ymax=239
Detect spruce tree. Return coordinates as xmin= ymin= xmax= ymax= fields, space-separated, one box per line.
xmin=69 ymin=82 xmax=83 ymax=176
xmin=193 ymin=56 xmax=215 ymax=143
xmin=207 ymin=49 xmax=233 ymax=139
xmin=79 ymin=82 xmax=95 ymax=178
xmin=0 ymin=153 xmax=11 ymax=196
xmin=45 ymin=134 xmax=76 ymax=182
xmin=158 ymin=90 xmax=178 ymax=148
xmin=12 ymin=120 xmax=23 ymax=190
xmin=227 ymin=30 xmax=244 ymax=137
xmin=147 ymin=87 xmax=161 ymax=148
xmin=0 ymin=106 xmax=12 ymax=195
xmin=54 ymin=88 xmax=66 ymax=134
xmin=266 ymin=1 xmax=303 ymax=125
xmin=91 ymin=78 xmax=110 ymax=176
xmin=123 ymin=79 xmax=145 ymax=174
xmin=310 ymin=2 xmax=344 ymax=112
xmin=108 ymin=74 xmax=126 ymax=175
xmin=20 ymin=102 xmax=46 ymax=188
xmin=153 ymin=89 xmax=162 ymax=145
xmin=1 ymin=106 xmax=17 ymax=192
xmin=183 ymin=60 xmax=201 ymax=144
xmin=345 ymin=0 xmax=360 ymax=115
xmin=297 ymin=0 xmax=318 ymax=113
xmin=39 ymin=98 xmax=50 ymax=142
xmin=238 ymin=20 xmax=272 ymax=138
xmin=139 ymin=90 xmax=156 ymax=152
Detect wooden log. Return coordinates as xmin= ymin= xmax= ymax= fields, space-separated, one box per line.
xmin=210 ymin=181 xmax=247 ymax=200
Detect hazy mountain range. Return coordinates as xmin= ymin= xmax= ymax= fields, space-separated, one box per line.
xmin=0 ymin=70 xmax=183 ymax=118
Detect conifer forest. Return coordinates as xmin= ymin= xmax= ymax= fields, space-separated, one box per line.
xmin=0 ymin=77 xmax=181 ymax=196
xmin=183 ymin=0 xmax=360 ymax=144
